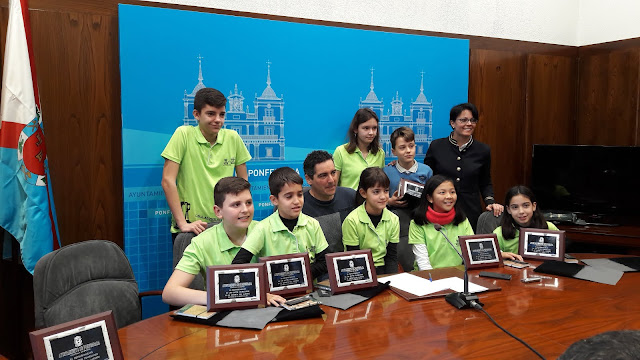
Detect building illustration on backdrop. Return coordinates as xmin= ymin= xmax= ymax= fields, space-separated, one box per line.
xmin=359 ymin=68 xmax=433 ymax=160
xmin=182 ymin=57 xmax=285 ymax=160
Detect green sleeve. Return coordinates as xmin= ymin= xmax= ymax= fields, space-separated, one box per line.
xmin=241 ymin=224 xmax=265 ymax=256
xmin=232 ymin=131 xmax=251 ymax=165
xmin=548 ymin=222 xmax=559 ymax=231
xmin=341 ymin=216 xmax=360 ymax=246
xmin=161 ymin=126 xmax=187 ymax=164
xmin=462 ymin=219 xmax=475 ymax=236
xmin=493 ymin=226 xmax=506 ymax=252
xmin=374 ymin=149 xmax=385 ymax=167
xmin=389 ymin=213 xmax=400 ymax=244
xmin=333 ymin=146 xmax=344 ymax=172
xmin=408 ymin=220 xmax=424 ymax=245
xmin=175 ymin=240 xmax=204 ymax=275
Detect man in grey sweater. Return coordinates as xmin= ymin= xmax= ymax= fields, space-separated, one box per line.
xmin=302 ymin=150 xmax=356 ymax=253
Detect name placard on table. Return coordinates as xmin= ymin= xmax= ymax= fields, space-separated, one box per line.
xmin=30 ymin=311 xmax=122 ymax=360
xmin=259 ymin=252 xmax=313 ymax=297
xmin=459 ymin=234 xmax=503 ymax=269
xmin=326 ymin=250 xmax=378 ymax=294
xmin=206 ymin=263 xmax=267 ymax=311
xmin=519 ymin=228 xmax=565 ymax=261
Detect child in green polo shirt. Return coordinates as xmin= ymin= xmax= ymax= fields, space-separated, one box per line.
xmin=161 ymin=88 xmax=251 ymax=241
xmin=494 ymin=185 xmax=556 ymax=258
xmin=333 ymin=108 xmax=385 ymax=190
xmin=408 ymin=175 xmax=473 ymax=270
xmin=342 ymin=167 xmax=399 ymax=275
xmin=162 ymin=177 xmax=285 ymax=307
xmin=232 ymin=167 xmax=330 ymax=280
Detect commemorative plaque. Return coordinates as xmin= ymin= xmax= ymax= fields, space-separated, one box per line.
xmin=259 ymin=253 xmax=313 ymax=297
xmin=29 ymin=311 xmax=122 ymax=360
xmin=519 ymin=228 xmax=565 ymax=261
xmin=459 ymin=234 xmax=503 ymax=269
xmin=397 ymin=178 xmax=424 ymax=200
xmin=326 ymin=250 xmax=377 ymax=294
xmin=206 ymin=263 xmax=267 ymax=311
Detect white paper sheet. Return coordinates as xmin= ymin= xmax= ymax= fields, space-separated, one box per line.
xmin=437 ymin=277 xmax=488 ymax=294
xmin=382 ymin=273 xmax=451 ymax=296
xmin=382 ymin=273 xmax=489 ymax=297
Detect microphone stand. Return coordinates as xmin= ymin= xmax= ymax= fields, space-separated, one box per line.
xmin=434 ymin=224 xmax=483 ymax=310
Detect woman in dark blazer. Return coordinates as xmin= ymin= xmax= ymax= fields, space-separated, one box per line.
xmin=423 ymin=103 xmax=503 ymax=230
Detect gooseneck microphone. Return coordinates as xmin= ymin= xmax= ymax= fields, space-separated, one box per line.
xmin=433 ymin=224 xmax=482 ymax=310
xmin=433 ymin=229 xmax=545 ymax=358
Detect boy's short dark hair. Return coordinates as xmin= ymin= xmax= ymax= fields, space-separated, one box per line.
xmin=303 ymin=150 xmax=334 ymax=178
xmin=214 ymin=177 xmax=251 ymax=207
xmin=389 ymin=126 xmax=415 ymax=149
xmin=269 ymin=167 xmax=303 ymax=196
xmin=194 ymin=88 xmax=227 ymax=112
xmin=559 ymin=330 xmax=640 ymax=360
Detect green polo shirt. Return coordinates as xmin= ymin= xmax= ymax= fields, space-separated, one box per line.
xmin=162 ymin=126 xmax=251 ymax=233
xmin=241 ymin=211 xmax=329 ymax=263
xmin=342 ymin=203 xmax=399 ymax=267
xmin=175 ymin=221 xmax=259 ymax=280
xmin=494 ymin=222 xmax=559 ymax=253
xmin=333 ymin=144 xmax=385 ymax=190
xmin=408 ymin=219 xmax=474 ymax=269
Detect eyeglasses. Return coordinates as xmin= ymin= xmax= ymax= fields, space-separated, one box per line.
xmin=456 ymin=118 xmax=478 ymax=124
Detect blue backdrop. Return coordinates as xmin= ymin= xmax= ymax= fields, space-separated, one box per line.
xmin=119 ymin=4 xmax=469 ymax=296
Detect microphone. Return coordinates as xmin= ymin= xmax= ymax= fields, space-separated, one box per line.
xmin=433 ymin=224 xmax=482 ymax=310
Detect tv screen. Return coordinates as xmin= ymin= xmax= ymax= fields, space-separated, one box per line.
xmin=531 ymin=145 xmax=640 ymax=218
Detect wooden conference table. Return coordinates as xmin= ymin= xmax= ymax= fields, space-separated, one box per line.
xmin=118 ymin=255 xmax=640 ymax=359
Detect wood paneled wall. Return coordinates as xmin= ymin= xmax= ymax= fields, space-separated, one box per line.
xmin=469 ymin=49 xmax=578 ymax=201
xmin=469 ymin=49 xmax=528 ymax=202
xmin=1 ymin=0 xmax=639 ymax=358
xmin=577 ymin=42 xmax=640 ymax=146
xmin=30 ymin=8 xmax=123 ymax=248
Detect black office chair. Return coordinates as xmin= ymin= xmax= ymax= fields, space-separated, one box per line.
xmin=314 ymin=212 xmax=345 ymax=254
xmin=476 ymin=210 xmax=504 ymax=235
xmin=33 ymin=240 xmax=160 ymax=329
xmin=171 ymin=221 xmax=221 ymax=291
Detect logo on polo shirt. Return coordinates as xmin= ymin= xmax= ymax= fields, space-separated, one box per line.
xmin=223 ymin=157 xmax=236 ymax=166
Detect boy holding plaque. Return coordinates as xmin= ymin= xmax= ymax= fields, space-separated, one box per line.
xmin=384 ymin=126 xmax=433 ymax=209
xmin=232 ymin=167 xmax=330 ymax=279
xmin=163 ymin=177 xmax=286 ymax=306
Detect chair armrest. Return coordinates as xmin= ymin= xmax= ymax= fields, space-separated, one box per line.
xmin=139 ymin=290 xmax=163 ymax=299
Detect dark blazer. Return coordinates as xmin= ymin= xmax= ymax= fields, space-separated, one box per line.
xmin=423 ymin=137 xmax=496 ymax=230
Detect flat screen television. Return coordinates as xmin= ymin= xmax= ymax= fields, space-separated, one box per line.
xmin=531 ymin=145 xmax=640 ymax=222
